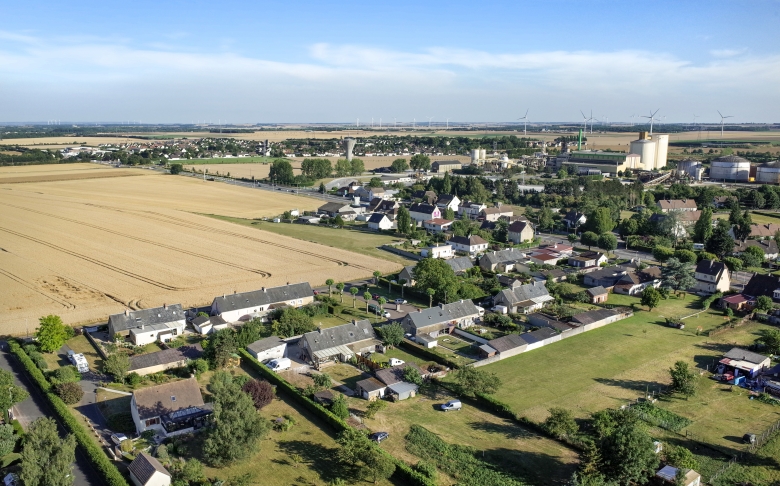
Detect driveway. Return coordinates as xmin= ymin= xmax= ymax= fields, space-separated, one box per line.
xmin=0 ymin=342 xmax=102 ymax=486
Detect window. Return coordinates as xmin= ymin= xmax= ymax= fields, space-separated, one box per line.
xmin=145 ymin=417 xmax=160 ymax=427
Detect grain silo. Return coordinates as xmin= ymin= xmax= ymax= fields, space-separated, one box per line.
xmin=654 ymin=134 xmax=669 ymax=169
xmin=471 ymin=149 xmax=480 ymax=164
xmin=676 ymin=159 xmax=703 ymax=181
xmin=756 ymin=160 xmax=780 ymax=184
xmin=480 ymin=148 xmax=486 ymax=160
xmin=630 ymin=138 xmax=657 ymax=171
xmin=709 ymin=155 xmax=751 ymax=182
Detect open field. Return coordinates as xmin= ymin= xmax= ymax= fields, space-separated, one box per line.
xmin=481 ymin=294 xmax=780 ymax=443
xmin=0 ymin=165 xmax=399 ymax=333
xmin=0 ymin=162 xmax=147 ymax=183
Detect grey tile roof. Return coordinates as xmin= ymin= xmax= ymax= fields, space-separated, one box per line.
xmin=213 ymin=282 xmax=313 ymax=312
xmin=368 ymin=213 xmax=388 ymax=224
xmin=406 ymin=300 xmax=480 ymax=330
xmin=734 ymin=239 xmax=779 ymax=254
xmin=375 ymin=362 xmax=425 ymax=386
xmin=446 ymin=256 xmax=474 ymax=274
xmin=302 ymin=320 xmax=376 ymax=353
xmin=508 ymin=220 xmax=531 ymax=233
xmin=487 ymin=334 xmax=527 ymax=353
xmin=247 ymin=336 xmax=286 ymax=355
xmin=481 ymin=248 xmax=527 ymax=266
xmin=519 ymin=327 xmax=558 ymax=344
xmin=496 ymin=281 xmax=551 ymax=306
xmin=387 ymin=381 xmax=419 ymax=395
xmin=318 ymin=202 xmax=350 ymax=213
xmin=356 ymin=377 xmax=386 ymax=392
xmin=723 ymin=347 xmax=769 ymax=365
xmin=448 ymin=235 xmax=488 ymax=247
xmin=743 ymin=273 xmax=780 ymax=298
xmin=128 ymin=453 xmax=170 ymax=484
xmin=132 ymin=378 xmax=205 ymax=421
xmin=587 ymin=286 xmax=608 ymax=296
xmin=109 ymin=304 xmax=184 ymax=336
xmin=570 ymin=309 xmax=620 ymax=326
xmin=436 ymin=194 xmax=457 ymax=205
xmin=658 ymin=199 xmax=697 ymax=210
xmin=129 ymin=345 xmax=203 ymax=372
xmin=409 ymin=203 xmax=438 ymax=215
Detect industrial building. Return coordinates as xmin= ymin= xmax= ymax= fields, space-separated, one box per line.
xmin=555 ymin=151 xmax=640 ymax=176
xmin=756 ymin=160 xmax=780 ymax=184
xmin=709 ymin=155 xmax=751 ymax=182
xmin=628 ymin=131 xmax=669 ymax=170
xmin=675 ymin=159 xmax=703 ymax=181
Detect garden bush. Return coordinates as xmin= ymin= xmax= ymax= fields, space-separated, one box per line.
xmin=631 ymin=401 xmax=692 ymax=432
xmin=54 ymin=382 xmax=84 ymax=404
xmin=126 ymin=372 xmax=142 ymax=386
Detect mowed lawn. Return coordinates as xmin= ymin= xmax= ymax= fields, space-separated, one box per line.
xmin=208 ymin=215 xmax=413 ymax=265
xmin=481 ymin=293 xmax=776 ymax=433
xmin=363 ymin=385 xmax=579 ymax=485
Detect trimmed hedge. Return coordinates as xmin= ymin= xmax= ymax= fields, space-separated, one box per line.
xmin=398 ymin=339 xmax=462 ymax=369
xmin=238 ymin=350 xmax=435 ymax=486
xmin=9 ymin=341 xmax=129 ymax=486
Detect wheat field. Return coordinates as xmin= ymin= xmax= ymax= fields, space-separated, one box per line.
xmin=0 ymin=164 xmax=400 ymax=334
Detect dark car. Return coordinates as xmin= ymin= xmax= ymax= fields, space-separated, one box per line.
xmin=369 ymin=432 xmax=389 ymax=443
xmin=372 ymin=293 xmax=381 ymax=300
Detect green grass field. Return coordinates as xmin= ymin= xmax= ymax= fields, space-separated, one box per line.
xmin=43 ymin=334 xmax=104 ymax=371
xmin=207 ymin=215 xmax=413 ymax=266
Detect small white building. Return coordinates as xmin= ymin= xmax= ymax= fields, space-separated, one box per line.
xmin=129 ymin=321 xmax=185 ymax=346
xmin=210 ymin=282 xmax=314 ymax=323
xmin=435 ymin=194 xmax=461 ymax=212
xmin=423 ymin=218 xmax=454 ymax=234
xmin=129 ymin=453 xmax=171 ymax=486
xmin=367 ymin=213 xmax=393 ymax=231
xmin=447 ymin=235 xmax=489 ymax=255
xmin=247 ymin=336 xmax=287 ymax=362
xmin=421 ymin=244 xmax=453 ymax=259
xmin=131 ymin=378 xmax=212 ymax=438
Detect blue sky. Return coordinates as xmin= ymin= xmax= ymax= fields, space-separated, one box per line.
xmin=2 ymin=0 xmax=779 ymax=123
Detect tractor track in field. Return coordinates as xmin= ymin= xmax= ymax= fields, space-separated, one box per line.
xmin=0 ymin=268 xmax=75 ymax=309
xmin=4 ymin=203 xmax=273 ymax=278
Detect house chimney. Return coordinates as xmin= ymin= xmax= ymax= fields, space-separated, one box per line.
xmin=262 ymin=287 xmax=266 ymax=292
xmin=125 ymin=309 xmax=129 ymax=316
xmin=439 ymin=303 xmax=444 ymax=309
xmin=163 ymin=303 xmax=167 ymax=309
xmin=353 ymin=319 xmax=358 ymax=326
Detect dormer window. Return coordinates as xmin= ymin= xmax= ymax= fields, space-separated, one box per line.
xmin=773 ymin=289 xmax=780 ymax=300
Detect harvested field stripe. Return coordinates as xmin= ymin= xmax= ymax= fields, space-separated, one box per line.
xmin=0 ymin=268 xmax=74 ymax=309
xmin=0 ymin=227 xmax=190 ymax=291
xmin=3 ymin=203 xmax=273 ymax=278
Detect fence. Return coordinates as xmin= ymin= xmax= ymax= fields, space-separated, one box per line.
xmin=747 ymin=417 xmax=780 ymax=453
xmin=379 ymin=245 xmax=423 ymax=261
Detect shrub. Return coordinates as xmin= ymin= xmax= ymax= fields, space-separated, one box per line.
xmin=414 ymin=460 xmax=438 ymax=481
xmin=631 ymin=401 xmax=692 ymax=432
xmin=543 ymin=407 xmax=578 ymax=439
xmin=242 ymin=379 xmax=275 ymax=409
xmin=0 ymin=424 xmax=18 ymax=456
xmin=28 ymin=351 xmax=48 ymax=371
xmin=312 ymin=373 xmax=332 ymax=389
xmin=190 ymin=358 xmax=209 ymax=376
xmin=54 ymin=382 xmax=84 ymax=404
xmin=126 ymin=372 xmax=142 ymax=386
xmin=331 ymin=394 xmax=350 ymax=419
xmin=50 ymin=365 xmax=81 ymax=385
xmin=364 ymin=400 xmax=387 ymax=419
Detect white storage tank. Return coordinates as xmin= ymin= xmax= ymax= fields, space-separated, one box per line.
xmin=480 ymin=149 xmax=486 ymax=160
xmin=654 ymin=134 xmax=669 ymax=169
xmin=676 ymin=159 xmax=703 ymax=181
xmin=630 ymin=139 xmax=657 ymax=171
xmin=756 ymin=160 xmax=780 ymax=184
xmin=471 ymin=149 xmax=480 ymax=164
xmin=709 ymin=155 xmax=751 ymax=182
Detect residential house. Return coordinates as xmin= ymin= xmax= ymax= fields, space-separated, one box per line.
xmin=296 ymin=215 xmax=321 ymax=224
xmin=131 ymin=378 xmax=212 ymax=437
xmin=692 ymin=260 xmax=731 ymax=294
xmin=128 ymin=345 xmax=203 ymax=377
xmin=317 ymin=202 xmax=354 ymax=218
xmin=190 ymin=315 xmax=229 ymax=335
xmin=479 ymin=248 xmax=529 ymax=273
xmin=435 ymin=194 xmax=461 ymax=212
xmin=397 ymin=266 xmax=416 ymax=286
xmin=655 ymin=466 xmax=701 ymax=486
xmin=401 ymin=300 xmax=481 ymax=338
xmin=423 ymin=218 xmax=454 ymax=234
xmin=128 ymin=453 xmax=171 ymax=486
xmin=246 ymin=336 xmax=287 ymax=362
xmin=613 ymin=266 xmax=662 ymax=295
xmin=583 ymin=266 xmax=632 ymax=288
xmin=108 ymin=305 xmax=185 ymax=341
xmin=587 ymin=286 xmax=609 ymax=304
xmin=713 ymin=195 xmax=736 ymax=208
xmin=529 ymin=249 xmax=564 ymax=266
xmin=649 ymin=211 xmax=701 ymax=237
xmin=411 ymin=190 xmax=437 ymax=204
xmin=734 ymin=223 xmax=780 ymax=240
xmin=431 ymin=160 xmax=462 ymax=173
xmin=492 ymin=281 xmax=554 ymax=314
xmin=458 ymin=201 xmax=487 ymax=220
xmin=354 ymin=378 xmax=386 ymax=401
xmin=447 ymin=235 xmax=489 ymax=254
xmin=210 ymin=282 xmax=314 ymax=323
xmin=568 ymin=251 xmax=607 ymax=269
xmin=536 ymin=268 xmax=568 ymax=283
xmin=742 ymin=273 xmax=780 ymax=301
xmin=420 ymin=244 xmax=453 ymax=259
xmin=300 ymin=319 xmax=379 ymax=368
xmin=445 ymin=256 xmax=474 ymax=274
xmin=367 ymin=198 xmax=399 ymax=213
xmin=540 ymin=243 xmax=575 ymax=255
xmin=367 ymin=213 xmax=393 ymax=231
xmin=368 ymin=186 xmax=387 ymax=200
xmin=508 ymin=220 xmax=534 ymax=244
xmin=480 ymin=205 xmax=514 ymax=222
xmin=733 ymin=239 xmax=779 ymax=260
xmin=658 ymin=199 xmax=698 ymax=212
xmin=722 ymin=293 xmax=753 ymax=311
xmin=718 ymin=347 xmax=771 ymax=379
xmin=409 ymin=203 xmax=441 ymax=223
xmin=563 ymin=210 xmax=586 ymax=230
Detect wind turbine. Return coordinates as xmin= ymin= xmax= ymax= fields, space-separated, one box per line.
xmin=580 ymin=110 xmax=589 ymax=133
xmin=692 ymin=114 xmax=699 ymax=130
xmin=587 ymin=110 xmax=595 ymax=134
xmin=517 ymin=109 xmax=529 ymax=136
xmin=641 ymin=109 xmax=660 ymax=135
xmin=428 ymin=116 xmax=434 ymax=128
xmin=446 ymin=118 xmax=449 ymax=129
xmin=717 ymin=110 xmax=733 ymax=137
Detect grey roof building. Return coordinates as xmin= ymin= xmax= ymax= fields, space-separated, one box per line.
xmin=247 ymin=336 xmax=286 ymax=355
xmin=402 ymin=300 xmax=480 ymax=336
xmin=375 ymin=362 xmax=426 ymax=386
xmin=479 ymin=248 xmax=528 ymax=272
xmin=128 ymin=453 xmax=171 ymax=486
xmin=210 ymin=282 xmax=314 ymax=321
xmin=108 ymin=304 xmax=185 ymax=339
xmin=129 ymin=345 xmax=203 ymax=375
xmin=487 ymin=334 xmax=528 ymax=353
xmin=492 ymin=281 xmax=553 ymax=313
xmin=446 ymin=256 xmax=474 ymax=274
xmin=300 ymin=320 xmax=378 ymax=367
xmin=723 ymin=347 xmax=770 ymax=366
xmin=519 ymin=327 xmax=559 ymax=344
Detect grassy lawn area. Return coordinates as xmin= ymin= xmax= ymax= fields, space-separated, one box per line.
xmin=207 ymin=214 xmax=413 ymax=265
xmin=324 ymin=363 xmax=369 ymax=389
xmin=362 ymin=384 xmax=579 ymax=485
xmin=369 ymin=347 xmax=434 ymax=367
xmin=437 ymin=334 xmax=479 ymax=357
xmin=96 ymin=388 xmax=132 ymax=419
xmin=44 ymin=334 xmax=104 ymax=371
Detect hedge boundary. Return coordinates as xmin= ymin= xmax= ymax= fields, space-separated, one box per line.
xmin=238 ymin=349 xmax=435 ymax=486
xmin=9 ymin=340 xmax=129 ymax=486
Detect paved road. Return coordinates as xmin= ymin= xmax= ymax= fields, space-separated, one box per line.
xmin=0 ymin=342 xmax=101 ymax=486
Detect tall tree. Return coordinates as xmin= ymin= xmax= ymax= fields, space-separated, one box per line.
xmin=396 ymin=206 xmax=412 ymax=235
xmin=494 ymin=219 xmax=509 ymax=243
xmin=350 ymin=158 xmax=365 ymax=176
xmin=378 ymin=323 xmax=404 ymax=347
xmin=203 ymin=372 xmax=270 ymax=466
xmin=597 ymin=233 xmax=618 ymax=257
xmin=21 ymin=417 xmax=76 ymax=486
xmin=581 ymin=231 xmax=599 ymax=250
xmin=334 ymin=159 xmax=352 ymax=177
xmin=204 ymin=328 xmax=238 ymax=369
xmin=409 ymin=154 xmax=431 ymax=171
xmin=706 ymin=220 xmax=735 ymax=258
xmin=538 ymin=207 xmax=555 ymax=232
xmin=669 ymin=361 xmax=697 ymax=398
xmin=413 ymin=258 xmax=459 ymax=304
xmin=363 ymin=292 xmax=372 ymax=312
xmin=598 ymin=412 xmax=659 ymax=484
xmin=336 ymin=282 xmax=345 ymax=303
xmin=268 ymin=159 xmax=295 ymax=185
xmin=390 ymin=158 xmax=408 ymax=173
xmin=326 ymin=279 xmax=334 ymax=296
xmin=734 ymin=210 xmax=753 ymax=241
xmin=640 ymin=287 xmax=661 ymax=311
xmin=693 ymin=207 xmax=713 ymax=243
xmin=587 ymin=208 xmax=616 ymax=235
xmin=0 ymin=369 xmax=28 ymax=416
xmin=443 ymin=207 xmax=456 ymax=220
xmin=661 ymin=258 xmax=697 ymax=296
xmin=103 ymin=353 xmax=130 ymax=383
xmin=453 ymin=366 xmax=501 ymax=395
xmin=442 ymin=171 xmax=452 ymax=195
xmin=36 ymin=315 xmax=71 ymax=353
xmin=350 ymin=287 xmax=359 ymax=308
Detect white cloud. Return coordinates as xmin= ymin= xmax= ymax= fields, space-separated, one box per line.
xmin=710 ymin=48 xmax=747 ymax=58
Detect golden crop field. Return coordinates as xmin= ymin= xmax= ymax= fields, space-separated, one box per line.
xmin=0 ymin=164 xmax=400 ymax=334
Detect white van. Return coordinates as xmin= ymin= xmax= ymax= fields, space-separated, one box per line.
xmin=441 ymin=400 xmax=462 ymax=412
xmin=266 ymin=358 xmax=292 ymax=372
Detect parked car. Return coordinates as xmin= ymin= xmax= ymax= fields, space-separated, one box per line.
xmin=389 ymin=358 xmax=405 ymax=366
xmin=266 ymin=358 xmax=292 ymax=372
xmin=440 ymin=400 xmax=462 ymax=412
xmin=372 ymin=293 xmax=381 ymax=300
xmin=110 ymin=433 xmax=128 ymax=445
xmin=394 ymin=298 xmax=407 ymax=304
xmin=381 ymin=310 xmax=391 ymax=318
xmin=369 ymin=432 xmax=389 ymax=443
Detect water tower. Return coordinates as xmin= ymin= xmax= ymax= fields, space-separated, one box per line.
xmin=344 ymin=138 xmax=356 ymax=161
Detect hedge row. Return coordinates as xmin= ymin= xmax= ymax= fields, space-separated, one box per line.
xmin=9 ymin=341 xmax=130 ymax=486
xmin=238 ymin=350 xmax=435 ymax=486
xmin=398 ymin=339 xmax=462 ymax=369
